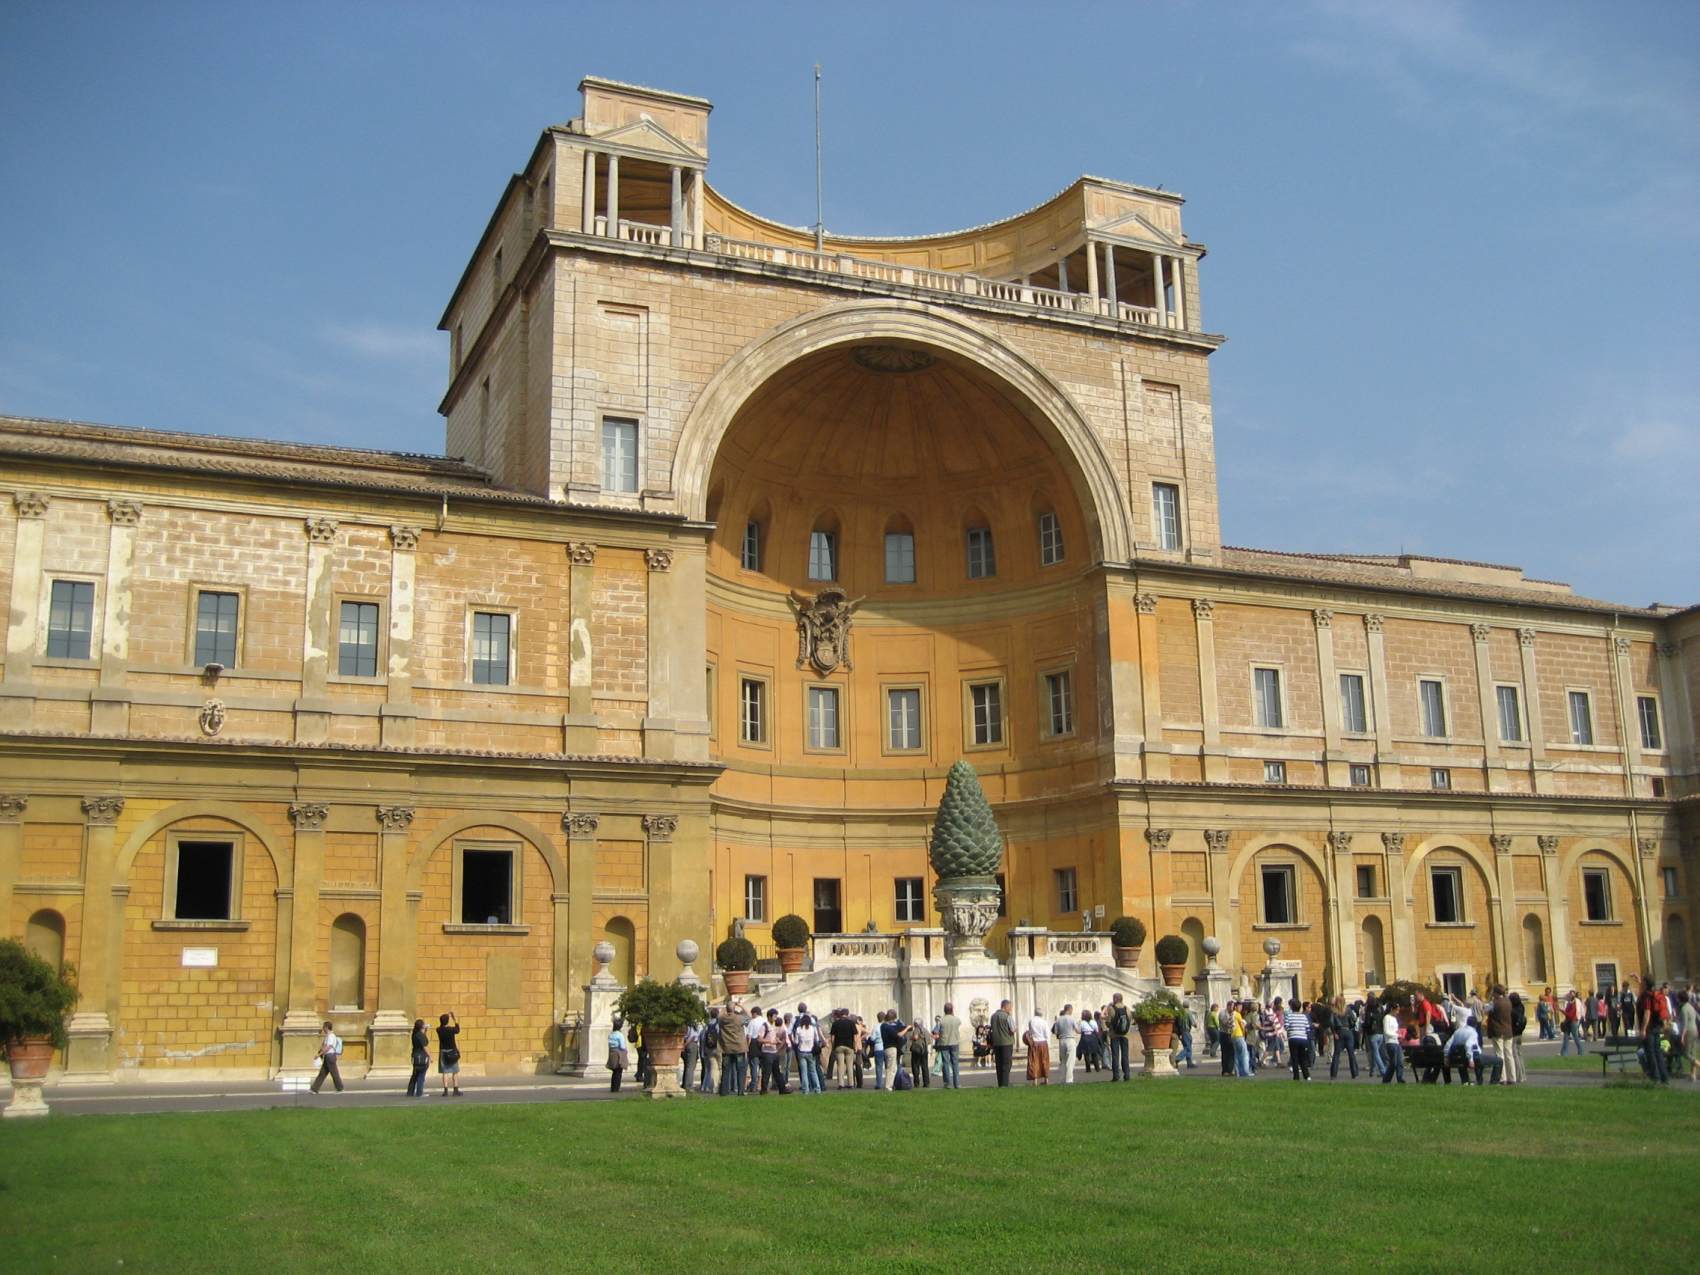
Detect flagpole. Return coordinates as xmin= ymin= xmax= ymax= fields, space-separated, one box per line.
xmin=814 ymin=63 xmax=824 ymax=253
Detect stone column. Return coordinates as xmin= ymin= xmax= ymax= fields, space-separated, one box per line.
xmin=1134 ymin=594 xmax=1167 ymax=779
xmin=90 ymin=500 xmax=141 ymax=735
xmin=581 ymin=148 xmax=596 ymax=233
xmin=1145 ymin=827 xmax=1174 ymax=939
xmin=643 ymin=548 xmax=677 ymax=760
xmin=669 ymin=165 xmax=683 ymax=246
xmin=1315 ymin=609 xmax=1345 ymax=784
xmin=0 ymin=491 xmax=49 ymax=729
xmin=690 ymin=171 xmax=704 ymax=249
xmin=563 ymin=812 xmax=598 ymax=1019
xmin=0 ymin=796 xmax=24 ymax=948
xmin=1490 ymin=834 xmax=1521 ymax=989
xmin=1106 ymin=588 xmax=1146 ymax=780
xmin=1327 ymin=831 xmax=1357 ymax=992
xmin=1204 ymin=829 xmax=1233 ymax=973
xmin=1365 ymin=615 xmax=1397 ymax=787
xmin=1540 ymin=836 xmax=1573 ymax=990
xmin=1152 ymin=251 xmax=1168 ymax=327
xmin=296 ymin=517 xmax=339 ymax=743
xmin=1171 ymin=256 xmax=1188 ymax=329
xmin=1470 ymin=624 xmax=1502 ymax=791
xmin=368 ymin=804 xmax=415 ymax=1076
xmin=643 ymin=814 xmax=680 ymax=981
xmin=279 ymin=801 xmax=329 ymax=1075
xmin=382 ymin=526 xmax=420 ymax=748
xmin=1085 ymin=236 xmax=1100 ymax=305
xmin=605 ymin=153 xmax=619 ymax=234
xmin=1518 ymin=629 xmax=1550 ymax=793
xmin=63 ymin=795 xmax=123 ymax=1079
xmin=563 ymin=542 xmax=597 ymax=752
xmin=1057 ymin=255 xmax=1070 ymax=293
xmin=1382 ymin=832 xmax=1415 ymax=981
xmin=1610 ymin=636 xmax=1642 ymax=797
xmin=1102 ymin=242 xmax=1118 ymax=315
xmin=1656 ymin=642 xmax=1692 ymax=781
xmin=1192 ymin=599 xmax=1226 ymax=781
xmin=1635 ymin=836 xmax=1660 ymax=979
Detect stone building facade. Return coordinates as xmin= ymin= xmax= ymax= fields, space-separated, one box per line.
xmin=1 ymin=76 xmax=1694 ymax=1079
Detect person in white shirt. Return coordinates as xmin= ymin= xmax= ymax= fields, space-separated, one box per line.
xmin=1025 ymin=1009 xmax=1051 ymax=1084
xmin=745 ymin=1007 xmax=767 ymax=1094
xmin=1446 ymin=1020 xmax=1481 ymax=1083
xmin=1380 ymin=1009 xmax=1406 ymax=1084
xmin=791 ymin=1014 xmax=822 ymax=1094
xmin=1078 ymin=1011 xmax=1101 ymax=1073
xmin=1051 ymin=1004 xmax=1081 ymax=1084
xmin=310 ymin=1021 xmax=344 ymax=1094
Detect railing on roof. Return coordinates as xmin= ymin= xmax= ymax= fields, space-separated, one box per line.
xmin=700 ymin=233 xmax=1176 ymax=330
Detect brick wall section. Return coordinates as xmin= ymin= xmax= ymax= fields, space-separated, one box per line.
xmin=1157 ymin=596 xmax=1200 ymax=725
xmin=323 ymin=832 xmax=377 ymax=886
xmin=413 ymin=529 xmax=572 ymax=691
xmin=591 ymin=549 xmax=648 ymax=699
xmin=593 ymin=838 xmax=645 ymax=892
xmin=20 ymin=822 xmax=84 ymax=879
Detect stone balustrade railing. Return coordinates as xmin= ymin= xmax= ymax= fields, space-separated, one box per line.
xmin=813 ymin=934 xmax=899 ymax=964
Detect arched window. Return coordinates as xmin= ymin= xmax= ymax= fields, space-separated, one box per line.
xmin=25 ymin=909 xmax=66 ymax=971
xmin=964 ymin=511 xmax=996 ymax=580
xmin=1522 ymin=914 xmax=1547 ymax=982
xmin=808 ymin=513 xmax=839 ymax=582
xmin=1037 ymin=509 xmax=1065 ymax=566
xmin=330 ymin=913 xmax=366 ymax=1010
xmin=883 ymin=513 xmax=915 ymax=584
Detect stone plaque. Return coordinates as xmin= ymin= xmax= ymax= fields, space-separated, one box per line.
xmin=181 ymin=947 xmax=218 ymax=968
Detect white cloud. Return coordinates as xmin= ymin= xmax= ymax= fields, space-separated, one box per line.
xmin=1611 ymin=420 xmax=1697 ymax=462
xmin=322 ymin=321 xmax=440 ymax=362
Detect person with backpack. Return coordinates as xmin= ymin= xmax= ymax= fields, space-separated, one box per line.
xmin=698 ymin=1006 xmax=719 ymax=1094
xmin=1639 ymin=977 xmax=1670 ymax=1083
xmin=1560 ymin=991 xmax=1585 ymax=1056
xmin=907 ymin=1015 xmax=931 ymax=1087
xmin=310 ymin=1020 xmax=345 ymax=1095
xmin=1106 ymin=994 xmax=1133 ymax=1081
xmin=1078 ymin=1008 xmax=1100 ymax=1073
xmin=879 ymin=1010 xmax=907 ymax=1091
xmin=405 ymin=1018 xmax=431 ymax=1097
xmin=1484 ymin=985 xmax=1514 ymax=1085
xmin=1506 ymin=991 xmax=1527 ymax=1084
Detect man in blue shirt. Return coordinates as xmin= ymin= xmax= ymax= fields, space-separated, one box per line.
xmin=879 ymin=1010 xmax=907 ymax=1091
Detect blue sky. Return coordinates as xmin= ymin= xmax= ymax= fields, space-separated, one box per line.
xmin=2 ymin=1 xmax=1694 ymax=606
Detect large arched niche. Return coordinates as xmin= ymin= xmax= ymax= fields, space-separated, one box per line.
xmin=676 ymin=300 xmax=1133 ymax=565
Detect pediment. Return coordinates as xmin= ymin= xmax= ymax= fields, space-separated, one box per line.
xmin=591 ymin=116 xmax=705 ymax=161
xmin=1096 ymin=210 xmax=1181 ymax=247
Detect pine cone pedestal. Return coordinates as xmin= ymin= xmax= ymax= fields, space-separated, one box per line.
xmin=934 ymin=877 xmax=1001 ymax=961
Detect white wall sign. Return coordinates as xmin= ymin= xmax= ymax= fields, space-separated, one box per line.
xmin=181 ymin=947 xmax=218 ymax=968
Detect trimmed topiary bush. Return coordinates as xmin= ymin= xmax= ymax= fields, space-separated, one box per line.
xmin=927 ymin=760 xmax=1004 ymax=879
xmin=615 ymin=979 xmax=709 ymax=1034
xmin=771 ymin=914 xmax=810 ymax=949
xmin=1154 ymin=934 xmax=1189 ymax=966
xmin=715 ymin=936 xmax=757 ymax=971
xmin=0 ymin=938 xmax=78 ymax=1048
xmin=1109 ymin=916 xmax=1147 ymax=949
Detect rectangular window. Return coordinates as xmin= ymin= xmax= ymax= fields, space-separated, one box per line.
xmin=808 ymin=530 xmax=837 ymax=581
xmin=895 ymin=877 xmax=925 ymax=923
xmin=1349 ymin=763 xmax=1372 ymax=787
xmin=1339 ymin=673 xmax=1368 ymax=733
xmin=174 ymin=841 xmax=234 ymax=921
xmin=1568 ymin=690 xmax=1594 ymax=745
xmin=741 ymin=521 xmax=762 ymax=571
xmin=1430 ymin=767 xmax=1451 ymax=791
xmin=1253 ymin=666 xmax=1284 ymax=728
xmin=965 ymin=527 xmax=996 ymax=579
xmin=1663 ymin=867 xmax=1679 ymax=898
xmin=460 ymin=848 xmax=514 ymax=925
xmin=337 ymin=601 xmax=380 ymax=677
xmin=1430 ymin=867 xmax=1462 ymax=924
xmin=994 ymin=872 xmax=1007 ymax=918
xmin=1044 ymin=670 xmax=1074 ymax=738
xmin=743 ymin=874 xmax=767 ymax=923
xmin=807 ymin=685 xmax=841 ymax=749
xmin=1261 ymin=864 xmax=1295 ymax=925
xmin=884 ymin=532 xmax=916 ymax=584
xmin=1496 ymin=685 xmax=1523 ymax=742
xmin=1638 ymin=696 xmax=1662 ymax=751
xmin=1582 ymin=868 xmax=1612 ymax=921
xmin=471 ymin=611 xmax=512 ymax=685
xmin=1356 ymin=865 xmax=1377 ymax=899
xmin=193 ymin=590 xmax=240 ymax=668
xmin=1441 ymin=972 xmax=1468 ymax=1001
xmin=812 ymin=878 xmax=842 ymax=934
xmin=1055 ymin=867 xmax=1078 ymax=915
xmin=601 ymin=417 xmax=639 ymax=493
xmin=1264 ymin=760 xmax=1287 ymax=784
xmin=1152 ymin=483 xmax=1181 ymax=550
xmin=969 ymin=681 xmax=1003 ymax=746
xmin=1038 ymin=511 xmax=1065 ymax=566
xmin=1419 ymin=679 xmax=1447 ymax=737
xmin=887 ymin=688 xmax=922 ymax=751
xmin=739 ymin=678 xmax=767 ymax=744
xmin=1593 ymin=964 xmax=1617 ymax=996
xmin=46 ymin=580 xmax=95 ymax=660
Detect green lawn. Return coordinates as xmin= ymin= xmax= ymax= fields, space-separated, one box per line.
xmin=4 ymin=1082 xmax=1695 ymax=1274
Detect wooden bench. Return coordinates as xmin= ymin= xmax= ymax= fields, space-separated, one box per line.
xmin=1593 ymin=1034 xmax=1643 ymax=1077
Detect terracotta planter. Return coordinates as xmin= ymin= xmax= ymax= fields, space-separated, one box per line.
xmin=1159 ymin=963 xmax=1186 ymax=987
xmin=4 ymin=1037 xmax=54 ymax=1081
xmin=1138 ymin=1020 xmax=1175 ymax=1052
xmin=777 ymin=947 xmax=806 ymax=975
xmin=641 ymin=1029 xmax=686 ymax=1098
xmin=1112 ymin=945 xmax=1142 ymax=969
xmin=722 ymin=969 xmax=751 ymax=995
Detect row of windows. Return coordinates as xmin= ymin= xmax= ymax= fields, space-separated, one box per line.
xmin=1250 ymin=660 xmax=1664 ymax=751
xmin=742 ymin=868 xmax=1077 ymax=925
xmin=1260 ymin=761 xmax=1460 ymax=792
xmin=735 ymin=673 xmax=1074 ymax=750
xmin=1260 ymin=861 xmax=1626 ymax=926
xmin=745 ymin=514 xmax=1066 ymax=584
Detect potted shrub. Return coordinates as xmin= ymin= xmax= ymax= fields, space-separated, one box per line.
xmin=715 ymin=935 xmax=757 ymax=995
xmin=0 ymin=938 xmax=77 ymax=1118
xmin=1154 ymin=933 xmax=1189 ymax=986
xmin=1109 ymin=916 xmax=1146 ymax=969
xmin=771 ymin=914 xmax=810 ymax=975
xmin=615 ymin=979 xmax=708 ymax=1098
xmin=1133 ymin=989 xmax=1185 ymax=1052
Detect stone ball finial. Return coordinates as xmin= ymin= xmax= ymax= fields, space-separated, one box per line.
xmin=1201 ymin=935 xmax=1222 ymax=959
xmin=1262 ymin=937 xmax=1282 ymax=959
xmin=593 ymin=940 xmax=616 ymax=967
xmin=676 ymin=938 xmax=700 ymax=965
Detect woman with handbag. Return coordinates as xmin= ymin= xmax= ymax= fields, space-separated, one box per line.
xmin=406 ymin=1018 xmax=430 ymax=1097
xmin=436 ymin=1011 xmax=463 ymax=1097
xmin=608 ymin=1015 xmax=630 ymax=1093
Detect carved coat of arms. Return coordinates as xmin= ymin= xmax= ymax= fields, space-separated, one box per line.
xmin=791 ymin=588 xmax=862 ymax=675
